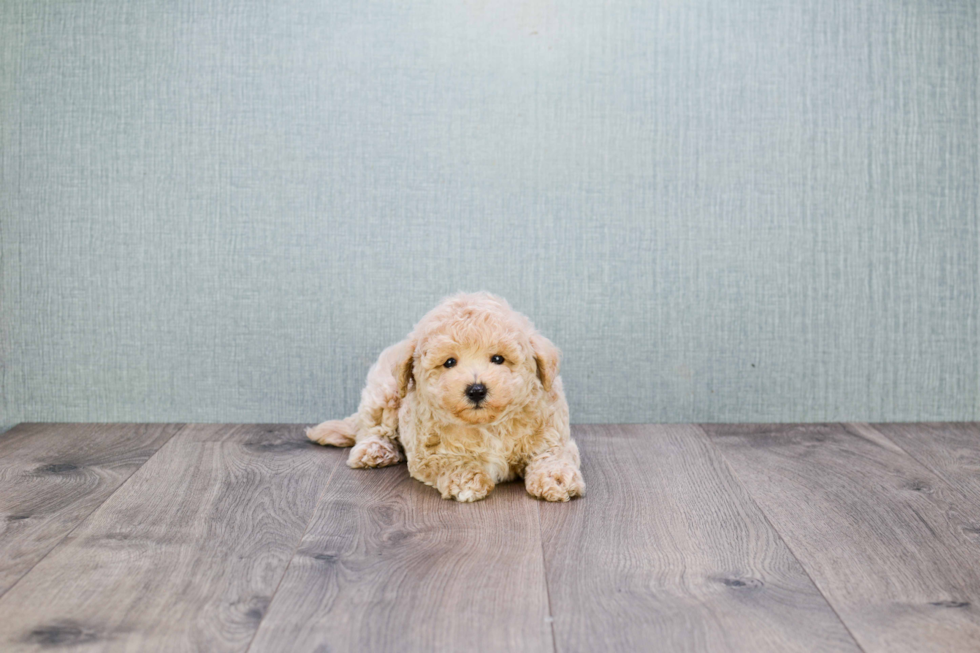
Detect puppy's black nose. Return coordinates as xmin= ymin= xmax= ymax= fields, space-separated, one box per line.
xmin=465 ymin=383 xmax=488 ymax=403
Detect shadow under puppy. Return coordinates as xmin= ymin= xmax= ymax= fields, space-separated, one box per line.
xmin=307 ymin=292 xmax=585 ymax=503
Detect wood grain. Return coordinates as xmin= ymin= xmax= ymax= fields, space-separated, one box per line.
xmin=865 ymin=422 xmax=980 ymax=504
xmin=704 ymin=423 xmax=980 ymax=652
xmin=247 ymin=460 xmax=553 ymax=652
xmin=0 ymin=423 xmax=181 ymax=598
xmin=539 ymin=424 xmax=858 ymax=652
xmin=0 ymin=424 xmax=340 ymax=653
xmin=5 ymin=422 xmax=979 ymax=652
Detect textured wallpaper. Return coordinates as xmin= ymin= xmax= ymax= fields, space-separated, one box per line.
xmin=2 ymin=0 xmax=978 ymax=424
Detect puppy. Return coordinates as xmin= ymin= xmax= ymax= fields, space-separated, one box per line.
xmin=306 ymin=292 xmax=585 ymax=503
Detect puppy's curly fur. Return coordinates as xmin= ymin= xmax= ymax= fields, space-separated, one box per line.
xmin=306 ymin=292 xmax=585 ymax=503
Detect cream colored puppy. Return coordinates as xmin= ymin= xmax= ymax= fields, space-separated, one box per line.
xmin=306 ymin=292 xmax=585 ymax=503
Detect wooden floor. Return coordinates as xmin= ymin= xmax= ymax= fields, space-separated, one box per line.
xmin=0 ymin=423 xmax=978 ymax=652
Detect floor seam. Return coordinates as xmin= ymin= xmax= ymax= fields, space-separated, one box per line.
xmin=536 ymin=502 xmax=559 ymax=653
xmin=242 ymin=446 xmax=346 ymax=653
xmin=693 ymin=423 xmax=869 ymax=653
xmin=0 ymin=422 xmax=188 ymax=603
xmin=852 ymin=422 xmax=971 ymax=500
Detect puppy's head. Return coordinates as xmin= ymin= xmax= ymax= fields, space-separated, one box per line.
xmin=396 ymin=292 xmax=560 ymax=426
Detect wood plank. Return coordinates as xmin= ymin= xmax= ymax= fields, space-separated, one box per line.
xmin=248 ymin=459 xmax=553 ymax=652
xmin=0 ymin=424 xmax=341 ymax=652
xmin=539 ymin=424 xmax=858 ymax=653
xmin=865 ymin=422 xmax=980 ymax=503
xmin=0 ymin=423 xmax=181 ymax=597
xmin=704 ymin=423 xmax=980 ymax=653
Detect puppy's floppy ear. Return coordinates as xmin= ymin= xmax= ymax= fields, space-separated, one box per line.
xmin=530 ymin=332 xmax=560 ymax=392
xmin=392 ymin=338 xmax=417 ymax=397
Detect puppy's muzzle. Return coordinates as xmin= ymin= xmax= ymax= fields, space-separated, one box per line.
xmin=465 ymin=383 xmax=488 ymax=405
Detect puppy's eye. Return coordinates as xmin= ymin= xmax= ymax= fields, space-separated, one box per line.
xmin=443 ymin=358 xmax=457 ymax=368
xmin=491 ymin=355 xmax=505 ymax=365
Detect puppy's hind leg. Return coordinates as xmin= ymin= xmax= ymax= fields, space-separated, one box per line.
xmin=347 ymin=402 xmax=404 ymax=469
xmin=315 ymin=338 xmax=413 ymax=467
xmin=305 ymin=410 xmax=402 ymax=467
xmin=347 ymin=435 xmax=403 ymax=469
xmin=305 ymin=414 xmax=358 ymax=447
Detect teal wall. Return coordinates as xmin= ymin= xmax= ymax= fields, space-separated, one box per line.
xmin=2 ymin=1 xmax=978 ymax=424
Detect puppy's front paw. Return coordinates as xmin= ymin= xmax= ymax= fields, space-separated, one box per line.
xmin=347 ymin=437 xmax=403 ymax=469
xmin=525 ymin=462 xmax=585 ymax=502
xmin=437 ymin=469 xmax=494 ymax=503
